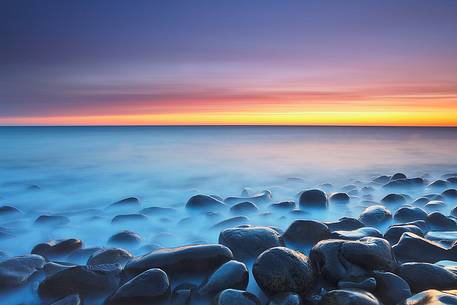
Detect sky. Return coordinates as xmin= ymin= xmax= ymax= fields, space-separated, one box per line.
xmin=1 ymin=0 xmax=457 ymax=126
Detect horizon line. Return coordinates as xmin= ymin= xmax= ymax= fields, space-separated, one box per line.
xmin=1 ymin=124 xmax=457 ymax=128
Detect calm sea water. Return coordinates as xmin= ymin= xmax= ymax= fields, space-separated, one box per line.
xmin=1 ymin=126 xmax=457 ymax=304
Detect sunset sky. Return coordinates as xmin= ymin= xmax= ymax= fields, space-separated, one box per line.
xmin=1 ymin=0 xmax=457 ymax=126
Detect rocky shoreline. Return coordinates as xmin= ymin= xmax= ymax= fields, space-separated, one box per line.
xmin=1 ymin=172 xmax=457 ymax=304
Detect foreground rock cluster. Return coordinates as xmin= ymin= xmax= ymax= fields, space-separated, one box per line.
xmin=1 ymin=172 xmax=457 ymax=304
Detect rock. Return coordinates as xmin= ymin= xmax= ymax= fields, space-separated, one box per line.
xmin=172 ymin=284 xmax=196 ymax=305
xmin=427 ymin=212 xmax=457 ymax=231
xmin=399 ymin=289 xmax=457 ymax=305
xmin=359 ymin=205 xmax=392 ymax=226
xmin=51 ymin=294 xmax=81 ymax=305
xmin=394 ymin=206 xmax=427 ymax=222
xmin=0 ymin=205 xmax=22 ymax=216
xmin=381 ymin=194 xmax=406 ymax=205
xmin=319 ymin=289 xmax=381 ymax=305
xmin=338 ymin=277 xmax=376 ymax=291
xmin=43 ymin=262 xmax=75 ymax=276
xmin=87 ymin=248 xmax=133 ymax=266
xmin=282 ymin=220 xmax=331 ymax=246
xmin=326 ymin=217 xmax=364 ymax=231
xmin=329 ymin=193 xmax=350 ymax=204
xmin=428 ymin=180 xmax=449 ymax=191
xmin=140 ymin=206 xmax=177 ymax=215
xmin=108 ymin=230 xmax=142 ymax=247
xmin=425 ymin=200 xmax=447 ymax=212
xmin=373 ymin=175 xmax=390 ymax=184
xmin=299 ymin=189 xmax=328 ymax=209
xmin=111 ymin=213 xmax=148 ymax=224
xmin=213 ymin=289 xmax=261 ymax=305
xmin=384 ymin=225 xmax=423 ymax=244
xmin=270 ymin=201 xmax=295 ymax=210
xmin=230 ymin=202 xmax=259 ymax=214
xmin=310 ymin=237 xmax=396 ymax=283
xmin=372 ymin=271 xmax=411 ymax=305
xmin=332 ymin=227 xmax=382 ymax=241
xmin=383 ymin=178 xmax=425 ymax=190
xmin=397 ymin=262 xmax=457 ymax=293
xmin=225 ymin=190 xmax=272 ymax=205
xmin=199 ymin=260 xmax=248 ymax=296
xmin=124 ymin=244 xmax=233 ymax=278
xmin=268 ymin=292 xmax=301 ymax=305
xmin=106 ymin=268 xmax=170 ymax=304
xmin=67 ymin=247 xmax=102 ymax=264
xmin=186 ymin=194 xmax=226 ymax=211
xmin=38 ymin=264 xmax=121 ymax=302
xmin=32 ymin=239 xmax=83 ymax=260
xmin=392 ymin=232 xmax=455 ymax=263
xmin=219 ymin=227 xmax=284 ymax=261
xmin=0 ymin=254 xmax=45 ymax=287
xmin=452 ymin=206 xmax=457 ymax=217
xmin=442 ymin=189 xmax=457 ymax=202
xmin=413 ymin=197 xmax=430 ymax=205
xmin=426 ymin=231 xmax=457 ymax=245
xmin=212 ymin=216 xmax=250 ymax=230
xmin=107 ymin=197 xmax=140 ymax=210
xmin=425 ymin=193 xmax=444 ymax=200
xmin=392 ymin=173 xmax=407 ymax=180
xmin=252 ymin=247 xmax=314 ymax=295
xmin=34 ymin=215 xmax=70 ymax=226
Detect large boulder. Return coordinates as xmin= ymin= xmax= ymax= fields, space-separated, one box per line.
xmin=106 ymin=268 xmax=170 ymax=304
xmin=124 ymin=244 xmax=233 ymax=278
xmin=319 ymin=289 xmax=381 ymax=305
xmin=198 ymin=260 xmax=248 ymax=297
xmin=252 ymin=247 xmax=314 ymax=296
xmin=219 ymin=227 xmax=284 ymax=261
xmin=397 ymin=262 xmax=457 ymax=293
xmin=299 ymin=189 xmax=328 ymax=209
xmin=0 ymin=254 xmax=45 ymax=287
xmin=282 ymin=220 xmax=331 ymax=246
xmin=186 ymin=194 xmax=226 ymax=211
xmin=358 ymin=205 xmax=392 ymax=226
xmin=38 ymin=264 xmax=121 ymax=302
xmin=372 ymin=271 xmax=411 ymax=305
xmin=213 ymin=289 xmax=261 ymax=305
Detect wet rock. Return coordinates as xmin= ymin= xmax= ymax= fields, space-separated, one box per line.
xmin=399 ymin=289 xmax=457 ymax=305
xmin=107 ymin=197 xmax=140 ymax=210
xmin=230 ymin=202 xmax=259 ymax=214
xmin=124 ymin=244 xmax=233 ymax=278
xmin=108 ymin=230 xmax=142 ymax=247
xmin=359 ymin=205 xmax=392 ymax=226
xmin=427 ymin=212 xmax=457 ymax=231
xmin=394 ymin=206 xmax=427 ymax=222
xmin=199 ymin=260 xmax=248 ymax=296
xmin=219 ymin=226 xmax=283 ymax=261
xmin=186 ymin=194 xmax=226 ymax=211
xmin=338 ymin=277 xmax=376 ymax=291
xmin=425 ymin=193 xmax=444 ymax=201
xmin=452 ymin=206 xmax=457 ymax=217
xmin=381 ymin=194 xmax=407 ymax=205
xmin=34 ymin=215 xmax=70 ymax=226
xmin=425 ymin=231 xmax=457 ymax=246
xmin=397 ymin=262 xmax=457 ymax=293
xmin=383 ymin=178 xmax=425 ymax=190
xmin=299 ymin=189 xmax=328 ymax=209
xmin=268 ymin=292 xmax=301 ymax=305
xmin=0 ymin=205 xmax=22 ymax=216
xmin=43 ymin=262 xmax=75 ymax=276
xmin=329 ymin=192 xmax=350 ymax=204
xmin=38 ymin=264 xmax=121 ymax=302
xmin=326 ymin=217 xmax=364 ymax=231
xmin=413 ymin=197 xmax=430 ymax=205
xmin=373 ymin=175 xmax=390 ymax=184
xmin=32 ymin=239 xmax=83 ymax=260
xmin=67 ymin=247 xmax=102 ymax=264
xmin=225 ymin=190 xmax=272 ymax=205
xmin=213 ymin=289 xmax=261 ymax=305
xmin=253 ymin=247 xmax=314 ymax=295
xmin=106 ymin=268 xmax=170 ymax=305
xmin=428 ymin=180 xmax=449 ymax=191
xmin=51 ymin=294 xmax=81 ymax=305
xmin=442 ymin=189 xmax=457 ymax=202
xmin=0 ymin=254 xmax=45 ymax=287
xmin=392 ymin=173 xmax=407 ymax=180
xmin=310 ymin=237 xmax=395 ymax=283
xmin=140 ymin=206 xmax=177 ymax=215
xmin=332 ymin=227 xmax=382 ymax=241
xmin=372 ymin=271 xmax=411 ymax=305
xmin=172 ymin=284 xmax=196 ymax=305
xmin=270 ymin=201 xmax=295 ymax=210
xmin=383 ymin=225 xmax=423 ymax=244
xmin=111 ymin=213 xmax=148 ymax=224
xmin=319 ymin=289 xmax=381 ymax=305
xmin=282 ymin=220 xmax=331 ymax=246
xmin=392 ymin=232 xmax=455 ymax=263
xmin=87 ymin=248 xmax=133 ymax=266
xmin=425 ymin=200 xmax=447 ymax=212
xmin=212 ymin=216 xmax=250 ymax=230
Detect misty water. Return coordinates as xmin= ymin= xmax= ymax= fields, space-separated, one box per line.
xmin=1 ymin=126 xmax=457 ymax=304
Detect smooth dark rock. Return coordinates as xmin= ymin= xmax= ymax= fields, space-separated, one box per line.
xmin=326 ymin=217 xmax=364 ymax=231
xmin=213 ymin=289 xmax=261 ymax=305
xmin=442 ymin=189 xmax=457 ymax=202
xmin=270 ymin=201 xmax=295 ymax=210
xmin=329 ymin=192 xmax=350 ymax=204
xmin=398 ymin=289 xmax=457 ymax=305
xmin=106 ymin=268 xmax=170 ymax=304
xmin=124 ymin=244 xmax=233 ymax=278
xmin=383 ymin=178 xmax=425 ymax=190
xmin=425 ymin=200 xmax=447 ymax=212
xmin=186 ymin=194 xmax=226 ymax=211
xmin=359 ymin=205 xmax=392 ymax=226
xmin=34 ymin=215 xmax=70 ymax=226
xmin=219 ymin=227 xmax=284 ymax=261
xmin=51 ymin=294 xmax=81 ymax=305
xmin=225 ymin=190 xmax=272 ymax=205
xmin=299 ymin=189 xmax=328 ymax=209
xmin=212 ymin=216 xmax=250 ymax=230
xmin=32 ymin=239 xmax=83 ymax=260
xmin=394 ymin=206 xmax=427 ymax=222
xmin=268 ymin=292 xmax=301 ymax=305
xmin=108 ymin=230 xmax=142 ymax=247
xmin=111 ymin=213 xmax=148 ymax=224
xmin=67 ymin=247 xmax=102 ymax=264
xmin=253 ymin=247 xmax=314 ymax=295
xmin=172 ymin=284 xmax=196 ymax=305
xmin=372 ymin=271 xmax=411 ymax=305
xmin=384 ymin=225 xmax=423 ymax=244
xmin=0 ymin=205 xmax=22 ymax=216
xmin=338 ymin=277 xmax=376 ymax=291
xmin=381 ymin=194 xmax=406 ymax=205
xmin=230 ymin=202 xmax=259 ymax=214
xmin=140 ymin=206 xmax=177 ymax=215
xmin=107 ymin=197 xmax=140 ymax=210
xmin=425 ymin=231 xmax=457 ymax=245
xmin=319 ymin=289 xmax=381 ymax=305
xmin=427 ymin=212 xmax=457 ymax=231
xmin=391 ymin=173 xmax=407 ymax=180
xmin=373 ymin=175 xmax=390 ymax=184
xmin=332 ymin=227 xmax=382 ymax=241
xmin=0 ymin=254 xmax=45 ymax=287
xmin=87 ymin=248 xmax=133 ymax=266
xmin=282 ymin=220 xmax=331 ymax=246
xmin=199 ymin=260 xmax=248 ymax=296
xmin=38 ymin=264 xmax=121 ymax=302
xmin=397 ymin=262 xmax=457 ymax=293
xmin=428 ymin=180 xmax=449 ymax=190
